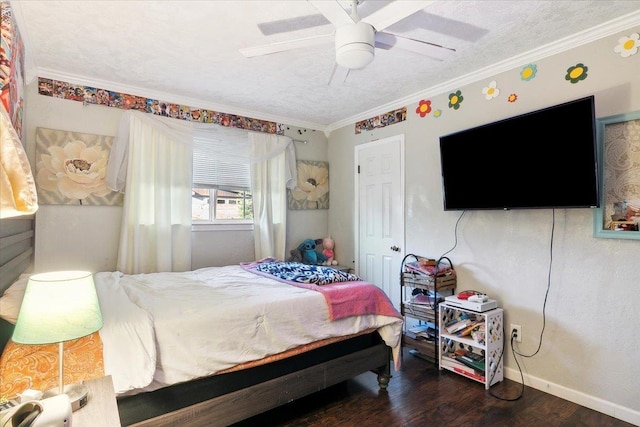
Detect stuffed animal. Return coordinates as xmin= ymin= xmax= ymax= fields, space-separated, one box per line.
xmin=296 ymin=239 xmax=327 ymax=265
xmin=321 ymin=237 xmax=338 ymax=266
xmin=288 ymin=248 xmax=302 ymax=263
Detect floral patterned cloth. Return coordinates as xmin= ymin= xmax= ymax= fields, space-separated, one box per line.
xmin=248 ymin=259 xmax=360 ymax=286
xmin=0 ymin=332 xmax=104 ymax=399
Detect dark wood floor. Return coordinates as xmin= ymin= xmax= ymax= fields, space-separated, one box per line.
xmin=232 ymin=347 xmax=635 ymax=427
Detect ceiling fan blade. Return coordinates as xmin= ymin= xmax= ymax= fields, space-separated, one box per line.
xmin=257 ymin=13 xmax=330 ymax=36
xmin=364 ymin=1 xmax=434 ymax=31
xmin=375 ymin=31 xmax=455 ymax=61
xmin=308 ymin=0 xmax=355 ymax=27
xmin=328 ymin=63 xmax=350 ymax=87
xmin=240 ymin=33 xmax=333 ymax=57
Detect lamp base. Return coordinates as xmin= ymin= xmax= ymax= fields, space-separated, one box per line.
xmin=42 ymin=383 xmax=89 ymax=412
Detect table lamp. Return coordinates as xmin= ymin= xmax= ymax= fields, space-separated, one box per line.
xmin=12 ymin=271 xmax=103 ymax=411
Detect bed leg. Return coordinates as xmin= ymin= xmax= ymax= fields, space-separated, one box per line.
xmin=375 ymin=346 xmax=392 ymax=390
xmin=377 ymin=372 xmax=391 ymax=390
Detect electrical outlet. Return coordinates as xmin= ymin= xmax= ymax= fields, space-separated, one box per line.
xmin=510 ymin=324 xmax=522 ymax=342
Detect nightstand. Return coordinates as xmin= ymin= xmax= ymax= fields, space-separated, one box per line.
xmin=73 ymin=376 xmax=121 ymax=426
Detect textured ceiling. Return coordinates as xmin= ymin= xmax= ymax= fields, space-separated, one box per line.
xmin=9 ymin=0 xmax=640 ymax=132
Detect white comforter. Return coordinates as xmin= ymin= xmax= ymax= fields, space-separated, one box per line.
xmin=95 ymin=266 xmax=403 ymax=395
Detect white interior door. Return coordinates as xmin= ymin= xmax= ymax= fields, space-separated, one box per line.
xmin=355 ymin=135 xmax=405 ymax=309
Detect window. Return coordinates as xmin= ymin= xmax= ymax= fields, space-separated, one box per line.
xmin=192 ymin=187 xmax=252 ymax=222
xmin=192 ymin=133 xmax=253 ymax=224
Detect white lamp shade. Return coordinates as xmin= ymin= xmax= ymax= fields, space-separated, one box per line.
xmin=13 ymin=271 xmax=103 ymax=344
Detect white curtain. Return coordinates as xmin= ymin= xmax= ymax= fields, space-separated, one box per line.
xmin=108 ymin=111 xmax=193 ymax=274
xmin=106 ymin=111 xmax=297 ymax=272
xmin=0 ymin=103 xmax=38 ymax=218
xmin=249 ymin=132 xmax=297 ymax=260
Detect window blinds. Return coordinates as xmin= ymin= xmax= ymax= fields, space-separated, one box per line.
xmin=192 ymin=133 xmax=251 ymax=191
xmin=106 ymin=110 xmax=292 ymax=193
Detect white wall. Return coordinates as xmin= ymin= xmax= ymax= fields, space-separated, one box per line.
xmin=327 ymin=27 xmax=640 ymax=424
xmin=25 ymin=87 xmax=123 ymax=273
xmin=23 ymin=83 xmax=329 ymax=273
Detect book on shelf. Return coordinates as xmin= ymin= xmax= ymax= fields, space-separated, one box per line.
xmin=452 ymin=351 xmax=485 ymax=373
xmin=444 ymin=313 xmax=479 ymax=334
xmin=445 ymin=318 xmax=473 ymax=334
xmin=451 ymin=366 xmax=485 ymax=382
xmin=411 ymin=294 xmax=437 ymax=305
xmin=440 ymin=354 xmax=467 ymax=369
xmin=408 ymin=322 xmax=435 ymax=334
xmin=403 ymin=303 xmax=436 ymax=321
xmin=404 ymin=260 xmax=454 ymax=277
xmin=441 ymin=354 xmax=485 ymax=381
xmin=459 ymin=350 xmax=484 ymax=363
xmin=406 ymin=324 xmax=437 ymax=341
xmin=408 ymin=288 xmax=451 ymax=305
xmin=457 ymin=321 xmax=483 ymax=337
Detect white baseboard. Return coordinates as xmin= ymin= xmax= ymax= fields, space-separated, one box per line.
xmin=504 ymin=367 xmax=640 ymax=426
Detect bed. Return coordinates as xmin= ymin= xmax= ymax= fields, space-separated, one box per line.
xmin=0 ymin=239 xmax=403 ymax=426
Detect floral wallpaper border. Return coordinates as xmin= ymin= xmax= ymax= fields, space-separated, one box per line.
xmin=355 ymin=107 xmax=406 ymax=135
xmin=35 ymin=127 xmax=123 ymax=206
xmin=37 ymin=77 xmax=285 ymax=135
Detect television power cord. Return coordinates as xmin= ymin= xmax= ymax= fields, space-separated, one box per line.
xmin=438 ymin=210 xmax=466 ymax=260
xmin=487 ymin=328 xmax=525 ymax=401
xmin=489 ymin=209 xmax=556 ymax=400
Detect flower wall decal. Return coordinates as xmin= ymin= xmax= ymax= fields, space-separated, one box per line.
xmin=508 ymin=93 xmax=518 ymax=103
xmin=614 ymin=33 xmax=639 ymax=57
xmin=448 ymin=90 xmax=464 ymax=110
xmin=482 ymin=81 xmax=500 ymax=100
xmin=416 ymin=100 xmax=432 ymax=117
xmin=433 ymin=109 xmax=442 ymax=118
xmin=35 ymin=127 xmax=123 ymax=205
xmin=288 ymin=160 xmax=329 ymax=210
xmin=565 ymin=63 xmax=588 ymax=84
xmin=520 ymin=64 xmax=537 ymax=81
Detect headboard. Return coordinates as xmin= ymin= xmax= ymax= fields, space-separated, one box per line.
xmin=0 ymin=317 xmax=14 ymax=355
xmin=0 ymin=215 xmax=34 ymax=294
xmin=0 ymin=215 xmax=35 ymax=353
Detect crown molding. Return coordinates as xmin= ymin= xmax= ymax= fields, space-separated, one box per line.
xmin=11 ymin=0 xmax=640 ymax=138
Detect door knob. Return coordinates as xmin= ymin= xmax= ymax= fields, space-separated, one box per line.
xmin=390 ymin=245 xmax=400 ymax=252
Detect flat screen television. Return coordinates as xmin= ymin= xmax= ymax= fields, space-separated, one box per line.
xmin=439 ymin=95 xmax=599 ymax=211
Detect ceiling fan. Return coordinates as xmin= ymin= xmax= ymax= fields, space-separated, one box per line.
xmin=240 ymin=0 xmax=455 ymax=85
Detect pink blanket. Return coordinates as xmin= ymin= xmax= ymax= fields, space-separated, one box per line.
xmin=294 ymin=279 xmax=401 ymax=321
xmin=242 ymin=260 xmax=401 ymax=321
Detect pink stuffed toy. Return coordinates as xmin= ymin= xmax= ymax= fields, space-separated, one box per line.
xmin=322 ymin=237 xmax=338 ymax=266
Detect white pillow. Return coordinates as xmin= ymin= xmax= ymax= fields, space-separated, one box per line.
xmin=0 ymin=274 xmax=29 ymax=324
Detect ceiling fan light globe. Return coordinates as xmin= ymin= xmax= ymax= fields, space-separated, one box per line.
xmin=336 ymin=45 xmax=374 ymax=69
xmin=335 ymin=22 xmax=375 ymax=69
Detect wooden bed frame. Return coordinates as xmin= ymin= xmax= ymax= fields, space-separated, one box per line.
xmin=118 ymin=333 xmax=390 ymax=426
xmin=0 ymin=317 xmax=391 ymax=427
xmin=0 ymin=217 xmax=393 ymax=427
